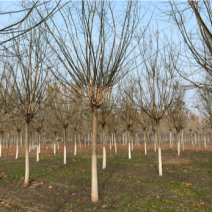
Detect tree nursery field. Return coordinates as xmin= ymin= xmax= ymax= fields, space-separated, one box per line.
xmin=0 ymin=143 xmax=211 ymax=212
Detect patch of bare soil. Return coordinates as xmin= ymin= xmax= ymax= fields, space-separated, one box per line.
xmin=162 ymin=157 xmax=192 ymax=165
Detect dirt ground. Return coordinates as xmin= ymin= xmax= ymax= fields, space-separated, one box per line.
xmin=0 ymin=142 xmax=211 ymax=212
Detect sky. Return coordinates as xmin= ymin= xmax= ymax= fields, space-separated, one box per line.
xmin=0 ymin=1 xmax=200 ymax=115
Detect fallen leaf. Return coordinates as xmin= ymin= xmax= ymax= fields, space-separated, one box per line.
xmin=137 ymin=181 xmax=140 ymax=183
xmin=4 ymin=204 xmax=11 ymax=208
xmin=102 ymin=205 xmax=106 ymax=208
xmin=72 ymin=193 xmax=75 ymax=196
xmin=192 ymin=203 xmax=201 ymax=207
xmin=182 ymin=182 xmax=192 ymax=186
xmin=48 ymin=186 xmax=52 ymax=189
xmin=200 ymin=202 xmax=206 ymax=206
xmin=183 ymin=170 xmax=187 ymax=172
xmin=113 ymin=205 xmax=119 ymax=208
xmin=82 ymin=170 xmax=85 ymax=173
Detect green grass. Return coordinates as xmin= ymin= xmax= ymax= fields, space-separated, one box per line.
xmin=0 ymin=148 xmax=211 ymax=211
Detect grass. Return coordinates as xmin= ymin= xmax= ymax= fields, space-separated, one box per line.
xmin=0 ymin=147 xmax=211 ymax=211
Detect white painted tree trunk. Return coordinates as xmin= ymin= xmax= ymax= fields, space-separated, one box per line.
xmin=144 ymin=130 xmax=147 ymax=155
xmin=128 ymin=130 xmax=131 ymax=159
xmin=177 ymin=131 xmax=180 ymax=156
xmin=131 ymin=136 xmax=133 ymax=151
xmin=39 ymin=142 xmax=41 ymax=153
xmin=53 ymin=132 xmax=56 ymax=155
xmin=158 ymin=147 xmax=162 ymax=176
xmin=16 ymin=133 xmax=19 ymax=159
xmin=74 ymin=131 xmax=77 ymax=156
xmin=16 ymin=143 xmax=19 ymax=159
xmin=36 ymin=131 xmax=40 ymax=162
xmin=25 ymin=122 xmax=29 ymax=185
xmin=91 ymin=107 xmax=98 ymax=202
xmin=64 ymin=128 xmax=67 ymax=165
xmin=114 ymin=133 xmax=117 ymax=154
xmin=102 ymin=127 xmax=106 ymax=169
xmin=64 ymin=146 xmax=66 ymax=164
xmin=157 ymin=123 xmax=162 ymax=176
xmin=54 ymin=143 xmax=56 ymax=155
xmin=170 ymin=131 xmax=172 ymax=149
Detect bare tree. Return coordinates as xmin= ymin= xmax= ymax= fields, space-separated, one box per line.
xmin=168 ymin=86 xmax=187 ymax=156
xmin=4 ymin=26 xmax=51 ymax=185
xmin=135 ymin=30 xmax=178 ymax=176
xmin=137 ymin=111 xmax=151 ymax=155
xmin=40 ymin=1 xmax=146 ymax=202
xmin=119 ymin=82 xmax=138 ymax=160
xmin=97 ymin=88 xmax=114 ymax=169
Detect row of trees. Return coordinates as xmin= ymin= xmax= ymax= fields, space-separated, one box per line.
xmin=1 ymin=0 xmax=212 ymax=203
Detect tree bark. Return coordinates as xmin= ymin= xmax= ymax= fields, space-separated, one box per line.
xmin=102 ymin=127 xmax=106 ymax=169
xmin=64 ymin=128 xmax=67 ymax=165
xmin=169 ymin=131 xmax=172 ymax=149
xmin=54 ymin=132 xmax=56 ymax=155
xmin=36 ymin=131 xmax=40 ymax=162
xmin=25 ymin=122 xmax=29 ymax=185
xmin=157 ymin=122 xmax=162 ymax=176
xmin=74 ymin=131 xmax=77 ymax=156
xmin=144 ymin=130 xmax=147 ymax=155
xmin=91 ymin=107 xmax=98 ymax=202
xmin=128 ymin=129 xmax=131 ymax=159
xmin=176 ymin=130 xmax=180 ymax=156
xmin=114 ymin=132 xmax=117 ymax=155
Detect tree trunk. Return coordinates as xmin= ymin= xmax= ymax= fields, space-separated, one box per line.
xmin=176 ymin=130 xmax=180 ymax=156
xmin=128 ymin=129 xmax=131 ymax=159
xmin=91 ymin=107 xmax=98 ymax=202
xmin=169 ymin=131 xmax=172 ymax=149
xmin=110 ymin=138 xmax=111 ymax=150
xmin=156 ymin=122 xmax=162 ymax=176
xmin=144 ymin=130 xmax=147 ymax=155
xmin=25 ymin=122 xmax=29 ymax=185
xmin=74 ymin=131 xmax=77 ymax=156
xmin=16 ymin=132 xmax=19 ymax=159
xmin=114 ymin=132 xmax=117 ymax=155
xmin=154 ymin=132 xmax=156 ymax=152
xmin=181 ymin=130 xmax=184 ymax=151
xmin=36 ymin=131 xmax=39 ymax=162
xmin=102 ymin=127 xmax=106 ymax=169
xmin=53 ymin=135 xmax=56 ymax=155
xmin=204 ymin=133 xmax=206 ymax=148
xmin=64 ymin=128 xmax=67 ymax=165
